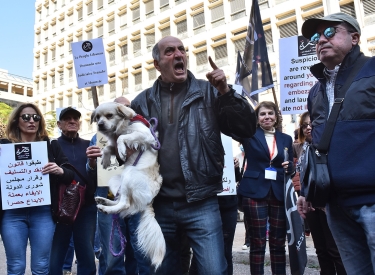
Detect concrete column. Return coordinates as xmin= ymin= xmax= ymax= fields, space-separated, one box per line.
xmin=8 ymin=82 xmax=13 ymax=93
xmin=23 ymin=86 xmax=27 ymax=96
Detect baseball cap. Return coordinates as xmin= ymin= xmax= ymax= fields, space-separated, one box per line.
xmin=302 ymin=12 xmax=361 ymax=39
xmin=59 ymin=107 xmax=81 ymax=121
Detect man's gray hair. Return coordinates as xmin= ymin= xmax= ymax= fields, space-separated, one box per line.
xmin=152 ymin=42 xmax=160 ymax=61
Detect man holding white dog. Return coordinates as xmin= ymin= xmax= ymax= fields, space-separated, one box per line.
xmin=130 ymin=36 xmax=257 ymax=274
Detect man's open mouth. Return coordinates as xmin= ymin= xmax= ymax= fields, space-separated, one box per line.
xmin=174 ymin=62 xmax=185 ymax=74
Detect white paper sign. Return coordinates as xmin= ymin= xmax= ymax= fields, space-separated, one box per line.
xmin=279 ymin=36 xmax=319 ymax=115
xmin=71 ymin=38 xmax=108 ymax=88
xmin=0 ymin=141 xmax=51 ymax=210
xmin=218 ymin=134 xmax=236 ymax=196
xmin=96 ymin=132 xmax=124 ymax=187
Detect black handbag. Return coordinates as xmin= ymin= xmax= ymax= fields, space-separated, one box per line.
xmin=302 ymin=55 xmax=370 ymax=208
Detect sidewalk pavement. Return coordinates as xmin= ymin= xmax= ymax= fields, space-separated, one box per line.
xmin=233 ymin=220 xmax=319 ymax=268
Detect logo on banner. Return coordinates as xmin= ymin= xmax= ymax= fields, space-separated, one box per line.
xmin=82 ymin=41 xmax=93 ymax=52
xmin=15 ymin=144 xmax=32 ymax=160
xmin=298 ymin=36 xmax=315 ymax=57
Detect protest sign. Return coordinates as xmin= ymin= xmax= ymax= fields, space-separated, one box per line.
xmin=96 ymin=132 xmax=124 ymax=187
xmin=0 ymin=141 xmax=51 ymax=210
xmin=279 ymin=36 xmax=319 ymax=114
xmin=71 ymin=38 xmax=108 ymax=89
xmin=218 ymin=134 xmax=236 ymax=196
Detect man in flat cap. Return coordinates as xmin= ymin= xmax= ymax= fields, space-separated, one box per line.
xmin=297 ymin=12 xmax=375 ymax=274
xmin=50 ymin=107 xmax=97 ymax=274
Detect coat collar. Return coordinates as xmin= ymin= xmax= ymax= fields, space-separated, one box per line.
xmin=254 ymin=127 xmax=285 ymax=160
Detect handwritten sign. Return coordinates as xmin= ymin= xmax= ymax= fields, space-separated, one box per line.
xmin=96 ymin=132 xmax=124 ymax=187
xmin=0 ymin=141 xmax=51 ymax=210
xmin=218 ymin=134 xmax=236 ymax=196
xmin=71 ymin=38 xmax=108 ymax=89
xmin=279 ymin=36 xmax=319 ymax=115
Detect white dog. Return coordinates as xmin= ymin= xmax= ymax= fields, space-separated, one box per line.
xmin=91 ymin=102 xmax=165 ymax=269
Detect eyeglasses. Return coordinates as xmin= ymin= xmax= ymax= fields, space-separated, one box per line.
xmin=301 ymin=123 xmax=312 ymax=129
xmin=20 ymin=114 xmax=41 ymax=122
xmin=310 ymin=26 xmax=348 ymax=44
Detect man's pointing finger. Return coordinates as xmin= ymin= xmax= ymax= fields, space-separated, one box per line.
xmin=208 ymin=56 xmax=218 ymax=70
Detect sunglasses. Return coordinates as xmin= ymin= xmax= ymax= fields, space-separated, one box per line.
xmin=310 ymin=26 xmax=348 ymax=44
xmin=301 ymin=123 xmax=312 ymax=129
xmin=20 ymin=114 xmax=41 ymax=122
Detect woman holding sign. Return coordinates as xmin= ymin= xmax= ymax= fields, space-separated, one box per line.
xmin=0 ymin=103 xmax=74 ymax=274
xmin=237 ymin=101 xmax=293 ymax=275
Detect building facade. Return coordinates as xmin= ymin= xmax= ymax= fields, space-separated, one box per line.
xmin=32 ymin=0 xmax=375 ymax=138
xmin=0 ymin=69 xmax=34 ymax=108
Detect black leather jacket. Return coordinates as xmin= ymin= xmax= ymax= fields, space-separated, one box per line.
xmin=131 ymin=71 xmax=256 ymax=202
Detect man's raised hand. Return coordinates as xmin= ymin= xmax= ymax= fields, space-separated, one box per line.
xmin=206 ymin=56 xmax=230 ymax=95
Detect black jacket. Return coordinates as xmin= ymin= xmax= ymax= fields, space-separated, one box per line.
xmin=131 ymin=71 xmax=256 ymax=202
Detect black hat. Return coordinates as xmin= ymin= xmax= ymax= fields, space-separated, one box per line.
xmin=59 ymin=107 xmax=81 ymax=121
xmin=302 ymin=12 xmax=361 ymax=39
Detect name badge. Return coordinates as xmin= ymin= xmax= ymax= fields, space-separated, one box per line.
xmin=265 ymin=167 xmax=277 ymax=180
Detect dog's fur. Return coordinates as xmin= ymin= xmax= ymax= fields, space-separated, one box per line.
xmin=91 ymin=102 xmax=165 ymax=269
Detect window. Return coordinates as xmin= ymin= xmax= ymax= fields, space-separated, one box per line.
xmin=145 ymin=0 xmax=154 ymax=17
xmin=122 ymin=77 xmax=128 ymax=92
xmin=51 ymin=100 xmax=55 ymax=111
xmin=340 ymin=2 xmax=356 ymax=18
xmin=68 ymin=95 xmax=72 ymax=105
xmin=230 ymin=0 xmax=246 ymax=21
xmin=196 ymin=51 xmax=207 ymax=66
xmin=98 ymin=0 xmax=103 ymax=9
xmin=87 ymin=30 xmax=93 ymax=39
xmin=44 ymin=79 xmax=47 ymax=92
xmin=233 ymin=37 xmax=245 ymax=55
xmin=148 ymin=68 xmax=156 ymax=81
xmin=78 ymin=7 xmax=83 ymax=21
xmin=98 ymin=25 xmax=103 ymax=37
xmin=363 ymin=0 xmax=375 ymax=16
xmin=132 ymin=6 xmax=140 ymax=22
xmin=109 ymin=49 xmax=115 ymax=63
xmin=134 ymin=72 xmax=142 ymax=85
xmin=120 ymin=12 xmax=127 ymax=27
xmin=161 ymin=26 xmax=170 ymax=37
xmin=108 ymin=18 xmax=115 ymax=34
xmin=98 ymin=85 xmax=104 ymax=96
xmin=69 ymin=13 xmax=73 ymax=26
xmin=87 ymin=1 xmax=93 ymax=15
xmin=121 ymin=44 xmax=128 ymax=56
xmin=51 ymin=48 xmax=56 ymax=60
xmin=193 ymin=12 xmax=205 ymax=30
xmin=279 ymin=21 xmax=298 ymax=38
xmin=44 ymin=52 xmax=48 ymax=64
xmin=211 ymin=4 xmax=224 ymax=28
xmin=133 ymin=39 xmax=141 ymax=54
xmin=110 ymin=80 xmax=116 ymax=93
xmin=304 ymin=12 xmax=324 ymax=21
xmin=146 ymin=33 xmax=155 ymax=50
xmin=214 ymin=44 xmax=227 ymax=60
xmin=176 ymin=19 xmax=187 ymax=35
xmin=60 ymin=71 xmax=64 ymax=85
xmin=160 ymin=0 xmax=169 ymax=10
xmin=36 ymin=56 xmax=40 ymax=68
xmin=78 ymin=93 xmax=83 ymax=107
xmin=68 ymin=68 xmax=73 ymax=82
xmin=264 ymin=28 xmax=274 ymax=52
xmin=52 ymin=75 xmax=55 ymax=88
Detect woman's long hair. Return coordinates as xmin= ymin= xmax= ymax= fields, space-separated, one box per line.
xmin=298 ymin=111 xmax=310 ymax=143
xmin=6 ymin=103 xmax=49 ymax=143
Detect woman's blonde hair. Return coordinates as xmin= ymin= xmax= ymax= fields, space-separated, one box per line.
xmin=298 ymin=111 xmax=310 ymax=143
xmin=6 ymin=103 xmax=49 ymax=143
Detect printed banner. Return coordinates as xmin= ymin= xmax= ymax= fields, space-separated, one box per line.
xmin=279 ymin=36 xmax=319 ymax=114
xmin=0 ymin=141 xmax=51 ymax=210
xmin=218 ymin=134 xmax=236 ymax=196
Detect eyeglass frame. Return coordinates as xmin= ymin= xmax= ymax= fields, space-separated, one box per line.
xmin=310 ymin=26 xmax=352 ymax=44
xmin=301 ymin=123 xmax=312 ymax=129
xmin=19 ymin=114 xmax=42 ymax=122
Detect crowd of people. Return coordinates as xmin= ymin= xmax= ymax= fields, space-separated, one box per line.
xmin=0 ymin=11 xmax=374 ymax=275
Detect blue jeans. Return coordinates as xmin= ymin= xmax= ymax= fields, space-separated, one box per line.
xmin=63 ymin=235 xmax=75 ymax=271
xmin=50 ymin=204 xmax=97 ymax=275
xmin=96 ymin=186 xmax=150 ymax=275
xmin=152 ymin=196 xmax=227 ymax=275
xmin=1 ymin=205 xmax=55 ymax=275
xmin=326 ymin=201 xmax=375 ymax=275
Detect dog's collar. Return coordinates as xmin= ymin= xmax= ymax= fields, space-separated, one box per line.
xmin=130 ymin=114 xmax=150 ymax=128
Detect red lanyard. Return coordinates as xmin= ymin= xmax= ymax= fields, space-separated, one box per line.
xmin=269 ymin=136 xmax=276 ymax=161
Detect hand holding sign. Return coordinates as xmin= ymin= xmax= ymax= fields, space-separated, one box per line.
xmin=206 ymin=56 xmax=230 ymax=95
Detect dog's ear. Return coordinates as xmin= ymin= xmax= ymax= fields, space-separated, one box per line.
xmin=90 ymin=110 xmax=96 ymax=124
xmin=116 ymin=105 xmax=136 ymax=119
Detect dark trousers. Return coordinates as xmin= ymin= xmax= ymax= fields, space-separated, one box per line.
xmin=306 ymin=209 xmax=346 ymax=275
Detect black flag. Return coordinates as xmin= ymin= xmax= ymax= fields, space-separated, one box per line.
xmin=284 ymin=148 xmax=307 ymax=275
xmin=239 ymin=0 xmax=274 ymax=105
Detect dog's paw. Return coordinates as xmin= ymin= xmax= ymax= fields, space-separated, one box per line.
xmin=95 ymin=196 xmax=107 ymax=205
xmin=96 ymin=204 xmax=108 ymax=214
xmin=117 ymin=142 xmax=127 ymax=162
xmin=101 ymin=157 xmax=111 ymax=169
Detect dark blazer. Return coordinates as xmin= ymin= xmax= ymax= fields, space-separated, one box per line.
xmin=238 ymin=127 xmax=293 ymax=202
